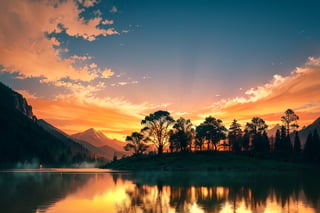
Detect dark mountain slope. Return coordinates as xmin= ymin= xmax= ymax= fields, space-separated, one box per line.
xmin=0 ymin=82 xmax=93 ymax=167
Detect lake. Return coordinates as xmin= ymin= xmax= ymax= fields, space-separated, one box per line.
xmin=0 ymin=169 xmax=319 ymax=213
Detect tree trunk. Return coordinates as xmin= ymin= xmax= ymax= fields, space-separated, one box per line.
xmin=158 ymin=145 xmax=163 ymax=155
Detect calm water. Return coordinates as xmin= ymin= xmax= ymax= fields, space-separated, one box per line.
xmin=0 ymin=169 xmax=320 ymax=213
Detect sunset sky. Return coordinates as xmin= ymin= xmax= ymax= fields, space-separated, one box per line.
xmin=1 ymin=0 xmax=320 ymax=141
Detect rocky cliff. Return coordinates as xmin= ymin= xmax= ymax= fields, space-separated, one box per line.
xmin=0 ymin=82 xmax=35 ymax=120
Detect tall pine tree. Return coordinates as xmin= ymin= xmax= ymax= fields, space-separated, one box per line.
xmin=274 ymin=129 xmax=281 ymax=154
xmin=303 ymin=131 xmax=313 ymax=161
xmin=293 ymin=131 xmax=301 ymax=154
xmin=312 ymin=129 xmax=320 ymax=162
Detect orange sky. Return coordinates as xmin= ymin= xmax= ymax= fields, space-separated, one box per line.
xmin=1 ymin=0 xmax=319 ymax=141
xmin=22 ymin=57 xmax=320 ymax=141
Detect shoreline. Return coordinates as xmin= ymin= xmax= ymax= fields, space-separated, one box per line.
xmin=102 ymin=151 xmax=320 ymax=172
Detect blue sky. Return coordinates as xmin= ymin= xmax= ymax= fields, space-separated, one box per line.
xmin=0 ymin=0 xmax=319 ymax=139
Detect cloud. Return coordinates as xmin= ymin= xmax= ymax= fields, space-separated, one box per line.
xmin=101 ymin=20 xmax=114 ymax=25
xmin=200 ymin=57 xmax=320 ymax=128
xmin=78 ymin=0 xmax=98 ymax=8
xmin=101 ymin=68 xmax=114 ymax=78
xmin=89 ymin=63 xmax=97 ymax=69
xmin=0 ymin=0 xmax=118 ymax=82
xmin=118 ymin=82 xmax=128 ymax=86
xmin=70 ymin=55 xmax=92 ymax=61
xmin=24 ymin=82 xmax=163 ymax=140
xmin=110 ymin=6 xmax=118 ymax=13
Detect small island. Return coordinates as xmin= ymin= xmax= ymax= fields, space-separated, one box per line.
xmin=103 ymin=110 xmax=320 ymax=171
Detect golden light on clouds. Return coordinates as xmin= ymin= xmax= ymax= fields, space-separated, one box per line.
xmin=0 ymin=0 xmax=116 ymax=82
xmin=199 ymin=57 xmax=320 ymax=128
xmin=17 ymin=56 xmax=319 ymax=141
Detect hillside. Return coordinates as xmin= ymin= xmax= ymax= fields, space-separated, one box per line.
xmin=293 ymin=117 xmax=320 ymax=147
xmin=0 ymin=82 xmax=94 ymax=167
xmin=71 ymin=128 xmax=128 ymax=158
xmin=37 ymin=120 xmax=109 ymax=162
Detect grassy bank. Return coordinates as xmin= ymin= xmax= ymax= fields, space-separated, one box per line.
xmin=102 ymin=151 xmax=317 ymax=171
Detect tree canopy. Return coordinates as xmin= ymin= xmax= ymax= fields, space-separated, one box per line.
xmin=281 ymin=109 xmax=299 ymax=135
xmin=141 ymin=110 xmax=174 ymax=155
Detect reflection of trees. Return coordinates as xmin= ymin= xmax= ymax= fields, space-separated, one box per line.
xmin=117 ymin=172 xmax=320 ymax=213
xmin=195 ymin=186 xmax=226 ymax=212
xmin=169 ymin=186 xmax=192 ymax=212
xmin=117 ymin=182 xmax=170 ymax=213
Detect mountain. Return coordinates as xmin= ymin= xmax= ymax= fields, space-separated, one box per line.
xmin=266 ymin=124 xmax=281 ymax=137
xmin=71 ymin=128 xmax=127 ymax=158
xmin=38 ymin=120 xmax=114 ymax=161
xmin=292 ymin=117 xmax=320 ymax=147
xmin=0 ymin=82 xmax=35 ymax=119
xmin=0 ymin=82 xmax=94 ymax=167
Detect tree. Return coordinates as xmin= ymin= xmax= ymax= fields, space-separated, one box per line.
xmin=199 ymin=116 xmax=227 ymax=151
xmin=293 ymin=131 xmax=301 ymax=154
xmin=228 ymin=119 xmax=242 ymax=153
xmin=279 ymin=125 xmax=292 ymax=157
xmin=274 ymin=129 xmax=281 ymax=154
xmin=141 ymin=110 xmax=174 ymax=155
xmin=303 ymin=131 xmax=313 ymax=161
xmin=195 ymin=125 xmax=207 ymax=150
xmin=281 ymin=109 xmax=299 ymax=135
xmin=245 ymin=117 xmax=268 ymax=152
xmin=124 ymin=130 xmax=149 ymax=156
xmin=169 ymin=117 xmax=194 ymax=152
xmin=242 ymin=130 xmax=250 ymax=152
xmin=246 ymin=117 xmax=268 ymax=135
xmin=313 ymin=129 xmax=320 ymax=161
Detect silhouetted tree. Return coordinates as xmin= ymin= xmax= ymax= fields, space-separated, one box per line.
xmin=293 ymin=131 xmax=301 ymax=154
xmin=250 ymin=131 xmax=269 ymax=156
xmin=303 ymin=132 xmax=314 ymax=161
xmin=195 ymin=124 xmax=207 ymax=150
xmin=281 ymin=109 xmax=299 ymax=135
xmin=302 ymin=130 xmax=320 ymax=162
xmin=246 ymin=117 xmax=268 ymax=152
xmin=169 ymin=117 xmax=194 ymax=152
xmin=200 ymin=116 xmax=227 ymax=151
xmin=242 ymin=130 xmax=250 ymax=152
xmin=246 ymin=117 xmax=268 ymax=135
xmin=313 ymin=129 xmax=320 ymax=161
xmin=274 ymin=129 xmax=281 ymax=154
xmin=124 ymin=130 xmax=150 ymax=156
xmin=141 ymin=110 xmax=174 ymax=155
xmin=169 ymin=129 xmax=179 ymax=152
xmin=228 ymin=119 xmax=242 ymax=153
xmin=262 ymin=131 xmax=270 ymax=154
xmin=279 ymin=125 xmax=293 ymax=157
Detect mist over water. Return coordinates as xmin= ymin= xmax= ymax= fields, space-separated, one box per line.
xmin=0 ymin=170 xmax=320 ymax=213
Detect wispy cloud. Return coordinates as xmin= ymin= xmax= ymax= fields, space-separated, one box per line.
xmin=110 ymin=6 xmax=118 ymax=13
xmin=101 ymin=19 xmax=114 ymax=25
xmin=78 ymin=0 xmax=98 ymax=8
xmin=198 ymin=57 xmax=320 ymax=127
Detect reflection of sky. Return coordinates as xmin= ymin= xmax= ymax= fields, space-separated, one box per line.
xmin=36 ymin=173 xmax=317 ymax=213
xmin=1 ymin=0 xmax=320 ymax=140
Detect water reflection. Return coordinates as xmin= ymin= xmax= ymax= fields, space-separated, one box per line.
xmin=115 ymin=172 xmax=320 ymax=213
xmin=0 ymin=170 xmax=319 ymax=213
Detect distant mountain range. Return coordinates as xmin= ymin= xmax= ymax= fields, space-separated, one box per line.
xmin=71 ymin=128 xmax=127 ymax=160
xmin=37 ymin=120 xmax=119 ymax=161
xmin=0 ymin=82 xmax=127 ymax=167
